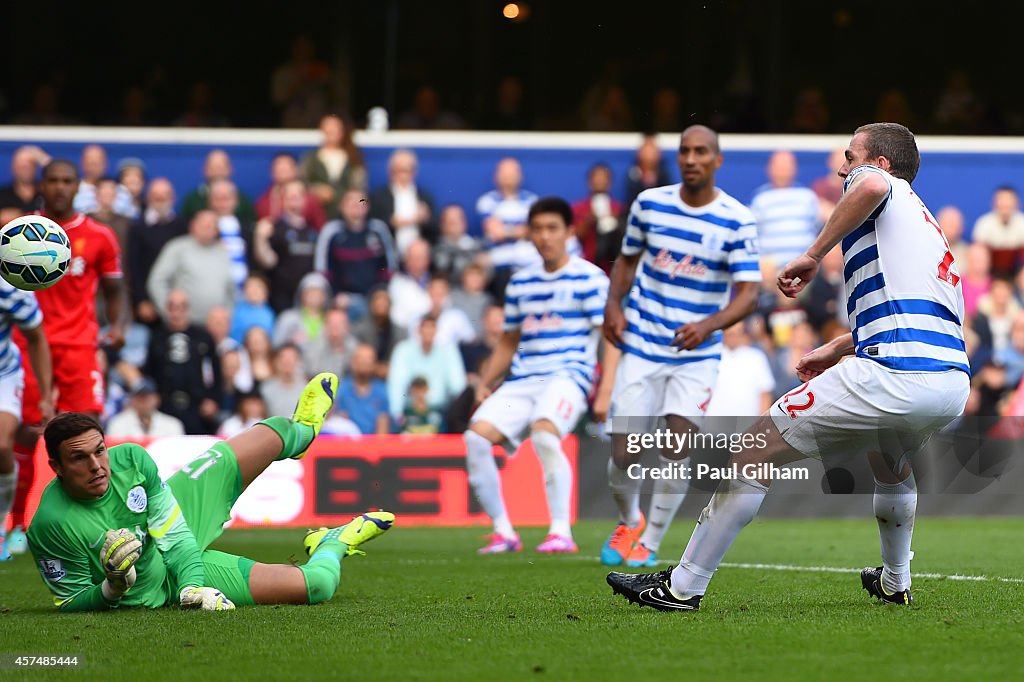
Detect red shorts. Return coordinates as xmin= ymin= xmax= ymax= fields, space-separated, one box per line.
xmin=20 ymin=343 xmax=104 ymax=424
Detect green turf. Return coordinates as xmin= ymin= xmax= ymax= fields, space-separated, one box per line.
xmin=1 ymin=518 xmax=1023 ymax=681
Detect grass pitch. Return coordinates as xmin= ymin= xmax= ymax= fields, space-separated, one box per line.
xmin=1 ymin=518 xmax=1023 ymax=681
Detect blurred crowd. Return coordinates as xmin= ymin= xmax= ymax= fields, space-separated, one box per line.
xmin=3 ymin=35 xmax=1013 ymax=136
xmin=0 ymin=119 xmax=1018 ymax=441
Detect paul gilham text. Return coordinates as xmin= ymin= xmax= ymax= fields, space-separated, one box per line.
xmin=627 ymin=462 xmax=809 ymax=481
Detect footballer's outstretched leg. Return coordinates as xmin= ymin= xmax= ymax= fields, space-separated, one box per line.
xmin=606 ymin=568 xmax=702 ymax=611
xmin=228 ymin=372 xmax=338 ymax=489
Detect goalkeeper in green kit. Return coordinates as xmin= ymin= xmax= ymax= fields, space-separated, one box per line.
xmin=27 ymin=372 xmax=394 ymax=611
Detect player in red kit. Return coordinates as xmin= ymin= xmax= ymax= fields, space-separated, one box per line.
xmin=4 ymin=159 xmax=125 ymax=556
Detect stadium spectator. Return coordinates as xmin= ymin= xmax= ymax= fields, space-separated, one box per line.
xmin=810 ymin=146 xmax=846 ymax=219
xmin=73 ymin=144 xmax=136 ymax=218
xmin=173 ymin=81 xmax=230 ymax=128
xmin=315 ymin=188 xmax=397 ymax=321
xmin=961 ymin=242 xmax=993 ymax=319
xmin=0 ymin=145 xmax=47 ymax=212
xmin=217 ymin=392 xmax=268 ymax=439
xmin=250 ymin=179 xmax=319 ymax=313
xmin=581 ymin=84 xmax=634 ymax=132
xmin=144 ymin=289 xmax=221 ymax=434
xmin=336 ymin=344 xmax=391 ymax=435
xmin=410 ymin=275 xmax=476 ymax=346
xmin=395 ymin=85 xmax=467 ymax=130
xmin=272 ymin=272 xmax=330 ymax=352
xmin=460 ymin=304 xmax=505 ymax=380
xmin=399 ymin=377 xmax=444 ymax=434
xmin=127 ymin=178 xmax=188 ymax=326
xmin=259 ymin=343 xmax=307 ymax=418
xmin=624 ymin=134 xmax=672 ymax=206
xmin=937 ymin=205 xmax=969 ymax=266
xmin=995 ymin=312 xmax=1024 ymax=389
xmin=116 ymin=157 xmax=147 ymax=218
xmin=431 ymin=204 xmax=483 ymax=282
xmin=572 ymin=162 xmax=624 ymax=273
xmin=369 ymin=148 xmax=438 ymax=252
xmin=787 ymin=86 xmax=830 ymax=133
xmin=874 ymin=88 xmax=918 ymax=130
xmin=648 ymin=86 xmax=683 ymax=133
xmin=352 ymin=286 xmax=407 ymax=376
xmin=207 ymin=178 xmax=250 ymax=290
xmin=764 ymin=283 xmax=809 ymax=350
xmin=229 ymin=274 xmax=276 ymax=345
xmin=206 ymin=305 xmax=242 ymax=356
xmin=802 ymin=245 xmax=846 ymax=333
xmin=88 ymin=177 xmax=132 ymax=254
xmin=243 ymin=327 xmax=274 ymax=386
xmin=180 ymin=149 xmax=255 ymax=224
xmin=934 ymin=68 xmax=983 ymax=133
xmin=254 ymin=152 xmax=325 ymax=229
xmin=270 ymin=35 xmax=335 ymax=129
xmin=450 ymin=263 xmax=493 ymax=339
xmin=303 ymin=307 xmax=356 ymax=379
xmin=148 ymin=210 xmax=235 ymax=325
xmin=750 ymin=150 xmax=821 ymax=268
xmin=387 ymin=238 xmax=433 ymax=329
xmin=105 ymin=378 xmax=185 ymax=438
xmin=705 ymin=322 xmax=776 ymax=417
xmin=974 ymin=277 xmax=1019 ymax=356
xmin=478 ymin=75 xmax=531 ymax=131
xmin=476 ymin=157 xmax=539 ymax=282
xmin=300 ymin=113 xmax=368 ymax=219
xmin=387 ymin=314 xmax=467 ymax=419
xmin=972 ymin=186 xmax=1024 ymax=277
xmin=219 ymin=348 xmax=254 ymax=408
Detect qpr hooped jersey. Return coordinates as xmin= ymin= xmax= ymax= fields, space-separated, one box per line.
xmin=621 ymin=184 xmax=761 ymax=364
xmin=503 ymin=256 xmax=609 ymax=395
xmin=842 ymin=165 xmax=969 ymax=374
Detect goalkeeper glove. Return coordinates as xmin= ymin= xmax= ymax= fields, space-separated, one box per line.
xmin=179 ymin=586 xmax=236 ymax=611
xmin=99 ymin=528 xmax=142 ymax=601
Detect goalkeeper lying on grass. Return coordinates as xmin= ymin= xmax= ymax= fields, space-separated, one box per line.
xmin=27 ymin=372 xmax=394 ymax=611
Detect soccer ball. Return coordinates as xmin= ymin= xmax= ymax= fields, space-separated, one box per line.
xmin=0 ymin=215 xmax=71 ymax=291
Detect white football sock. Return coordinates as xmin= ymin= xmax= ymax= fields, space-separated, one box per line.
xmin=464 ymin=431 xmax=514 ymax=537
xmin=608 ymin=457 xmax=643 ymax=527
xmin=638 ymin=455 xmax=690 ymax=551
xmin=671 ymin=474 xmax=768 ymax=597
xmin=874 ymin=472 xmax=917 ymax=593
xmin=530 ymin=430 xmax=573 ymax=538
xmin=0 ymin=463 xmax=16 ymax=523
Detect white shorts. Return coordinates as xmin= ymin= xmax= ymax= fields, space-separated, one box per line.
xmin=0 ymin=368 xmax=25 ymax=420
xmin=608 ymin=352 xmax=718 ymax=433
xmin=770 ymin=356 xmax=970 ymax=459
xmin=471 ymin=375 xmax=588 ymax=448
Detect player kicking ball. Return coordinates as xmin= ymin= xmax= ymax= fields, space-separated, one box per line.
xmin=608 ymin=123 xmax=970 ymax=610
xmin=465 ymin=197 xmax=609 ymax=554
xmin=27 ymin=372 xmax=394 ymax=611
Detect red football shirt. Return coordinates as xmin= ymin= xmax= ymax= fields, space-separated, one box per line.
xmin=33 ymin=212 xmax=122 ymax=346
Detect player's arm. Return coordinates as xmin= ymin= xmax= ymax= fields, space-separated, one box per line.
xmin=795 ymin=332 xmax=856 ymax=382
xmin=475 ymin=328 xmax=520 ymax=404
xmin=99 ymin=276 xmax=127 ymax=351
xmin=21 ymin=323 xmax=54 ymax=422
xmin=673 ymin=282 xmax=760 ymax=351
xmin=779 ymin=168 xmax=890 ymax=297
xmin=133 ymin=445 xmax=206 ymax=596
xmin=593 ymin=338 xmax=621 ymax=422
xmin=29 ymin=526 xmax=140 ymax=612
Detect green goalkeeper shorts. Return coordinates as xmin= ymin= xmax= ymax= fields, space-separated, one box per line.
xmin=166 ymin=441 xmax=256 ymax=606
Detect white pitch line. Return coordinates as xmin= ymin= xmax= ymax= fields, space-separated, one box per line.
xmin=395 ymin=554 xmax=1024 ymax=583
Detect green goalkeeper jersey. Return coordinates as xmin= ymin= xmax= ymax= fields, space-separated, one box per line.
xmin=27 ymin=443 xmax=206 ymax=611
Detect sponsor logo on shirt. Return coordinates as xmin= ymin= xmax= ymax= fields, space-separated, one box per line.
xmin=652 ymin=249 xmax=708 ymax=278
xmin=522 ymin=313 xmax=563 ymax=333
xmin=40 ymin=558 xmax=66 ymax=582
xmin=126 ymin=485 xmax=148 ymax=513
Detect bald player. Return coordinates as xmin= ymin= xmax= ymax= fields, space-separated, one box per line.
xmin=597 ymin=125 xmax=762 ymax=569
